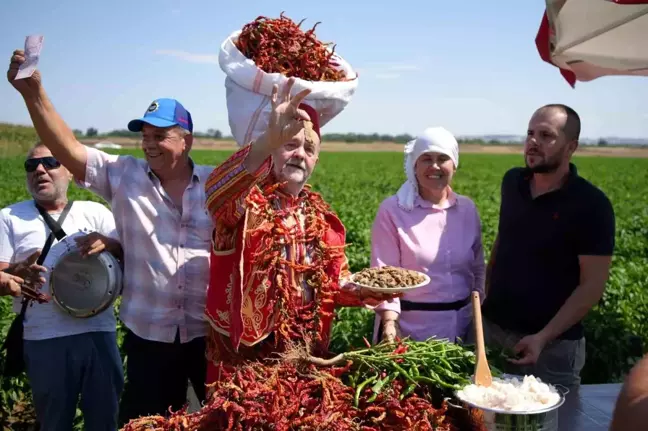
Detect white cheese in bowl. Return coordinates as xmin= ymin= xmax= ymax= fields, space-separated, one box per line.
xmin=456 ymin=375 xmax=561 ymax=412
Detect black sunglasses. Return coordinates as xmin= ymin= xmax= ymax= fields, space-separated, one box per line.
xmin=24 ymin=156 xmax=61 ymax=173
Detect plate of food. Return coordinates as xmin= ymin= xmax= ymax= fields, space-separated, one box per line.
xmin=350 ymin=265 xmax=430 ymax=293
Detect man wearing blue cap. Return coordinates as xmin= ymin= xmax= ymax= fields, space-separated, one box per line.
xmin=8 ymin=49 xmax=213 ymax=424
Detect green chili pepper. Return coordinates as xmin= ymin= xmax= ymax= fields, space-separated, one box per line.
xmin=367 ymin=373 xmax=392 ymax=403
xmin=412 ymin=365 xmax=420 ymax=378
xmin=392 ymin=362 xmax=416 ymax=384
xmin=399 ymin=383 xmax=418 ymax=400
xmin=354 ymin=375 xmax=377 ymax=407
xmin=415 ymin=375 xmax=458 ymax=390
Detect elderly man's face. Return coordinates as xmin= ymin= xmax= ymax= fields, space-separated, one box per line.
xmin=271 ymin=124 xmax=320 ymax=195
xmin=140 ymin=124 xmax=192 ymax=172
xmin=25 ymin=146 xmax=71 ymax=202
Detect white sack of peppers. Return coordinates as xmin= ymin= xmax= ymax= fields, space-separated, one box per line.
xmin=218 ymin=13 xmax=359 ymax=147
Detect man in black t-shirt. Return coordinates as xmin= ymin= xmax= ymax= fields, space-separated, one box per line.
xmin=480 ymin=104 xmax=615 ymax=388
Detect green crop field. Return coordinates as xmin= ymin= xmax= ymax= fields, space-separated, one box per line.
xmin=1 ymin=147 xmax=647 ymax=428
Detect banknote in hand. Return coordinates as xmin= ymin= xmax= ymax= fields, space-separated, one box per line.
xmin=15 ymin=35 xmax=44 ymax=80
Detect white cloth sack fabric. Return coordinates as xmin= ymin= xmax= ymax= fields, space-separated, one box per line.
xmin=219 ymin=29 xmax=359 ymax=146
xmin=396 ymin=127 xmax=459 ymax=212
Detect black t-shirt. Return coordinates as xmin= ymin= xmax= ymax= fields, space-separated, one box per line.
xmin=482 ymin=163 xmax=615 ymax=340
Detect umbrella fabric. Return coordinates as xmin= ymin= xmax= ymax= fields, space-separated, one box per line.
xmin=536 ymin=0 xmax=648 ymax=87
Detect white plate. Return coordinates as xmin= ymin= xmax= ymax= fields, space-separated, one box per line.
xmin=350 ymin=270 xmax=430 ymax=293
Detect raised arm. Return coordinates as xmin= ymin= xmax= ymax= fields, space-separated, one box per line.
xmin=8 ymin=50 xmax=87 ymax=181
xmin=204 ymin=145 xmax=273 ymax=228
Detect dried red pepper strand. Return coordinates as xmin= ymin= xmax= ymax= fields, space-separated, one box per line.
xmin=234 ymin=14 xmax=347 ymax=81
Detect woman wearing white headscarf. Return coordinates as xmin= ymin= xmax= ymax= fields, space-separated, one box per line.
xmin=370 ymin=127 xmax=485 ymax=344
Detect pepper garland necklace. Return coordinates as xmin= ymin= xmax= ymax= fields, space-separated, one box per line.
xmin=245 ymin=181 xmax=346 ymax=353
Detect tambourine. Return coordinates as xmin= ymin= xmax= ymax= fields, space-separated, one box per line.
xmin=49 ymin=247 xmax=122 ymax=318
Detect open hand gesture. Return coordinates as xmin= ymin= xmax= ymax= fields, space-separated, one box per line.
xmin=7 ymin=250 xmax=47 ymax=288
xmin=265 ymin=77 xmax=312 ymax=150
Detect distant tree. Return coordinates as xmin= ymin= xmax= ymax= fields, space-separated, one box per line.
xmin=73 ymin=129 xmax=83 ymax=137
xmin=344 ymin=133 xmax=358 ymax=143
xmin=598 ymin=138 xmax=609 ymax=147
xmin=393 ymin=134 xmax=414 ymax=144
xmin=86 ymin=127 xmax=98 ymax=137
xmin=206 ymin=129 xmax=223 ymax=139
xmin=106 ymin=129 xmax=139 ymax=138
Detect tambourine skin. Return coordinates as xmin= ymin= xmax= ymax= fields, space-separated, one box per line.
xmin=49 ymin=249 xmax=122 ymax=319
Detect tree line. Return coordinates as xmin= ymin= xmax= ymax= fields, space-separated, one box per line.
xmin=74 ymin=128 xmax=640 ymax=147
xmin=75 ymin=128 xmax=507 ymax=145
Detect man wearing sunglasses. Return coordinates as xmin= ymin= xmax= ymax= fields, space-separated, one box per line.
xmin=0 ymin=142 xmax=124 ymax=429
xmin=8 ymin=49 xmax=213 ymax=424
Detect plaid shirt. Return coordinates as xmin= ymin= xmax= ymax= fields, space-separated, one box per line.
xmin=77 ymin=147 xmax=213 ymax=344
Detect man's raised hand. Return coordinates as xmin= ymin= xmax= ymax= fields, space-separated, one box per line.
xmin=7 ymin=49 xmax=43 ymax=97
xmin=265 ymin=77 xmax=311 ymax=150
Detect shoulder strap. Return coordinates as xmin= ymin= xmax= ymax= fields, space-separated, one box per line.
xmin=35 ymin=201 xmax=73 ymax=243
xmin=19 ymin=201 xmax=74 ymax=315
xmin=35 ymin=201 xmax=73 ymax=265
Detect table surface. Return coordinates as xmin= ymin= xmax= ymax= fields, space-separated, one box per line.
xmin=187 ymin=382 xmax=623 ymax=430
xmin=558 ymin=383 xmax=622 ymax=431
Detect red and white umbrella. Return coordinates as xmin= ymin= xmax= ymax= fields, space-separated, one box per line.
xmin=536 ymin=0 xmax=648 ymax=87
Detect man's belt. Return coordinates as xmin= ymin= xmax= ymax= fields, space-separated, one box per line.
xmin=400 ymin=295 xmax=471 ymax=312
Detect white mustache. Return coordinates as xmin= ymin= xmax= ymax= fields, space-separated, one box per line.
xmin=286 ymin=161 xmax=306 ymax=170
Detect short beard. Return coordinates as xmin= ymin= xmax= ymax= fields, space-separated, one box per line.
xmin=28 ymin=180 xmax=69 ymax=204
xmin=525 ymin=147 xmax=566 ymax=174
xmin=525 ymin=158 xmax=561 ymax=174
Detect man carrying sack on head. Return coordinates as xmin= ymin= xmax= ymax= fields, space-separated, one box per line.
xmin=204 ymin=78 xmax=398 ymax=384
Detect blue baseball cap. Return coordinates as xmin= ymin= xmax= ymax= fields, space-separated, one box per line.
xmin=127 ymin=98 xmax=193 ymax=133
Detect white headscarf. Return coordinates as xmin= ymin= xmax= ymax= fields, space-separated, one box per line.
xmin=396 ymin=127 xmax=459 ymax=211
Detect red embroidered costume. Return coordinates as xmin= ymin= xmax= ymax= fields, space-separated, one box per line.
xmin=203 ymin=142 xmax=363 ymax=384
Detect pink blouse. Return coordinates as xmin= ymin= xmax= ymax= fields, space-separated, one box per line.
xmin=370 ymin=191 xmax=485 ymax=343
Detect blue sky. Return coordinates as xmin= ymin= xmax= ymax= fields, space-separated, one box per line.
xmin=1 ymin=0 xmax=647 ymax=139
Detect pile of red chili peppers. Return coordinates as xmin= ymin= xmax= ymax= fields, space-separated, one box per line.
xmin=121 ymin=359 xmax=457 ymax=431
xmin=235 ymin=12 xmax=350 ymax=82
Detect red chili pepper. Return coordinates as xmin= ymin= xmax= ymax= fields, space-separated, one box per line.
xmin=234 ymin=13 xmax=349 ymax=82
xmin=363 ymin=336 xmax=372 ymax=349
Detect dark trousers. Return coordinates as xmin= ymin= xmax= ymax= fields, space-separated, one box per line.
xmin=473 ymin=318 xmax=587 ymax=389
xmin=118 ymin=329 xmax=207 ymax=427
xmin=24 ymin=332 xmax=123 ymax=431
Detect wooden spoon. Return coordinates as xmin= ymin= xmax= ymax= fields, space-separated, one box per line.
xmin=472 ymin=290 xmax=492 ymax=387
